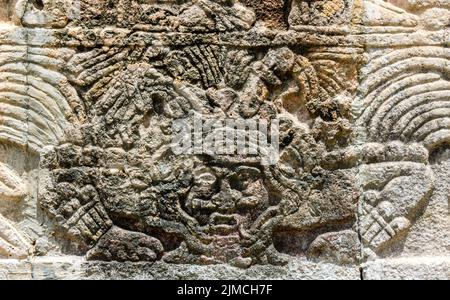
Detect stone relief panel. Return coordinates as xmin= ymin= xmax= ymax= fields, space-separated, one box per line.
xmin=0 ymin=0 xmax=448 ymax=276
xmin=354 ymin=0 xmax=449 ymax=259
xmin=36 ymin=43 xmax=363 ymax=266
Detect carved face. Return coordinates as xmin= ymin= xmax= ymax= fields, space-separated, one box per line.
xmin=30 ymin=0 xmax=446 ymax=266
xmin=185 ymin=166 xmax=269 ymax=234
xmin=37 ymin=44 xmax=361 ymax=264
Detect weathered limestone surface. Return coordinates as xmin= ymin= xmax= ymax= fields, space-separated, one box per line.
xmin=0 ymin=0 xmax=448 ymax=280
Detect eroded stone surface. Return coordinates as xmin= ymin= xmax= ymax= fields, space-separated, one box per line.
xmin=0 ymin=0 xmax=448 ymax=279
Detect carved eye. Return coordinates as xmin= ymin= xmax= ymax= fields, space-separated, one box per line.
xmin=229 ymin=166 xmax=261 ymax=191
xmin=0 ymin=163 xmax=26 ymax=201
xmin=32 ymin=0 xmax=44 ymax=11
xmin=196 ymin=173 xmax=216 ymax=186
xmin=194 ymin=167 xmax=217 ymax=186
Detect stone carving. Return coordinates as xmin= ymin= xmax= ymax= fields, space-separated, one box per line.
xmin=353 ymin=0 xmax=448 ymax=259
xmin=355 ymin=46 xmax=450 ymax=150
xmin=0 ymin=214 xmax=30 ymax=258
xmin=36 ymin=42 xmax=365 ymax=266
xmin=289 ymin=0 xmax=357 ymax=26
xmin=0 ymin=162 xmax=26 ymax=202
xmin=0 ymin=0 xmax=84 ymax=258
xmin=0 ymin=45 xmax=83 ymax=150
xmin=0 ymin=0 xmax=448 ymax=279
xmin=0 ymin=162 xmax=30 ymax=258
xmin=74 ymin=0 xmax=256 ymax=31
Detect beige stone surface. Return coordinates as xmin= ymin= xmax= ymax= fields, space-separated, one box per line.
xmin=0 ymin=256 xmax=360 ymax=280
xmin=363 ymin=256 xmax=450 ymax=280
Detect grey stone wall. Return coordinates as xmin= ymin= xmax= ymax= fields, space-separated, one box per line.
xmin=0 ymin=0 xmax=448 ymax=279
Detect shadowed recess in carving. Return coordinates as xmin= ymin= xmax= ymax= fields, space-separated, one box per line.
xmin=240 ymin=0 xmax=290 ymax=29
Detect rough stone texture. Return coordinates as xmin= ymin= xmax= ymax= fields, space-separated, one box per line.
xmin=0 ymin=0 xmax=448 ymax=279
xmin=363 ymin=257 xmax=450 ymax=280
xmin=0 ymin=256 xmax=361 ymax=280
